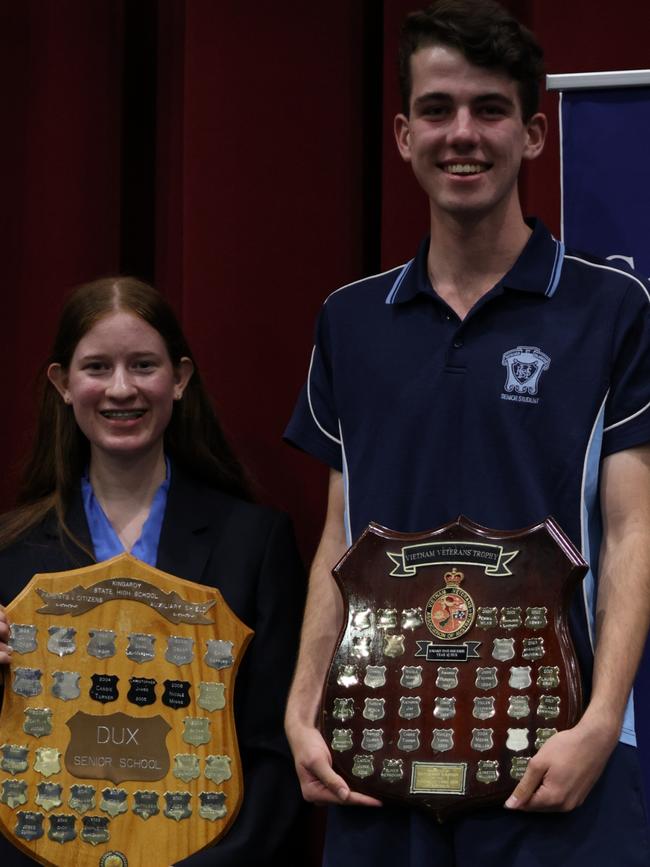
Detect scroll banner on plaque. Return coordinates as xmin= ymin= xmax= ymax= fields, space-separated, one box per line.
xmin=553 ymin=73 xmax=650 ymax=799
xmin=320 ymin=516 xmax=585 ymax=817
xmin=0 ymin=553 xmax=253 ymax=867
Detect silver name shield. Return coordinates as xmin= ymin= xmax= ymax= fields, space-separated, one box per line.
xmin=47 ymin=627 xmax=77 ymax=657
xmin=165 ymin=636 xmax=195 ymax=666
xmin=204 ymin=639 xmax=234 ymax=670
xmin=8 ymin=624 xmax=38 ymax=655
xmin=87 ymin=629 xmax=117 ymax=660
xmin=164 ymin=792 xmax=192 ymax=822
xmin=51 ymin=671 xmax=81 ymax=701
xmin=431 ymin=729 xmax=454 ymax=753
xmin=205 ymin=754 xmax=232 ymax=784
xmin=12 ymin=668 xmax=43 ymax=698
xmin=364 ymin=666 xmax=386 ymax=689
xmin=361 ymin=729 xmax=384 ymax=752
xmin=362 ymin=698 xmax=385 ymax=721
xmin=126 ymin=633 xmax=156 ymax=664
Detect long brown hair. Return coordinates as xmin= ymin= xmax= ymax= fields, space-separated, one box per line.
xmin=0 ymin=277 xmax=252 ymax=550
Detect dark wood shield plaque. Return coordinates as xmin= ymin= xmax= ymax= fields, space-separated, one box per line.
xmin=0 ymin=553 xmax=253 ymax=867
xmin=320 ymin=516 xmax=587 ymax=817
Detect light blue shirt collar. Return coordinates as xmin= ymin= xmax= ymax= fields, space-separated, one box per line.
xmin=81 ymin=458 xmax=171 ymax=567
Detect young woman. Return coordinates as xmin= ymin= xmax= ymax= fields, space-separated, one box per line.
xmin=0 ymin=277 xmax=305 ymax=866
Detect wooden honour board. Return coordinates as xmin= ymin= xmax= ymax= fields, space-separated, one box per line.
xmin=0 ymin=553 xmax=253 ymax=867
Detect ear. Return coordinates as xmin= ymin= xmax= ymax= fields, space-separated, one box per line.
xmin=394 ymin=113 xmax=412 ymax=163
xmin=522 ymin=112 xmax=547 ymax=162
xmin=173 ymin=357 xmax=194 ymax=401
xmin=47 ymin=363 xmax=71 ymax=404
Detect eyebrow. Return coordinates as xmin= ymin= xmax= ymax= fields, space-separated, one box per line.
xmin=413 ymin=91 xmax=517 ymax=110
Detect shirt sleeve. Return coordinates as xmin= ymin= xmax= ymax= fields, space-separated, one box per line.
xmin=602 ymin=276 xmax=650 ymax=456
xmin=284 ymin=301 xmax=343 ymax=471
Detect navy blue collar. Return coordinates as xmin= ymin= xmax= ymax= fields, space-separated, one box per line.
xmin=386 ymin=219 xmax=565 ymax=305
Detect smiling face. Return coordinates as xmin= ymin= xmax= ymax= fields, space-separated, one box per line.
xmin=48 ymin=310 xmax=193 ymax=465
xmin=394 ymin=45 xmax=546 ymax=226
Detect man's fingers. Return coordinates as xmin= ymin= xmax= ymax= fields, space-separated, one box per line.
xmin=505 ymin=759 xmax=546 ymax=809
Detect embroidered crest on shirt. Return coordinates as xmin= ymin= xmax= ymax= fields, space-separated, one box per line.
xmin=501 ymin=346 xmax=550 ymax=404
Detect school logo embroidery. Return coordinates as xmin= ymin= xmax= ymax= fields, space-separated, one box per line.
xmin=501 ymin=346 xmax=550 ymax=405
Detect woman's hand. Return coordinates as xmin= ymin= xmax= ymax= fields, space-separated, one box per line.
xmin=0 ymin=608 xmax=12 ymax=664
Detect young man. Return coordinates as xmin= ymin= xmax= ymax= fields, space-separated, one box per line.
xmin=284 ymin=2 xmax=650 ymax=864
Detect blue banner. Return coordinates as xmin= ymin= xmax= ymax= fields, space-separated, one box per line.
xmin=561 ymin=87 xmax=650 ymax=275
xmin=560 ymin=84 xmax=650 ymax=801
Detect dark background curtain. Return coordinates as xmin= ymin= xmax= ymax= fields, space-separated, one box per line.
xmin=1 ymin=3 xmax=648 ymax=861
xmin=2 ymin=0 xmax=647 ymax=558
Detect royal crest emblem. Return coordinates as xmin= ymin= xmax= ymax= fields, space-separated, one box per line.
xmin=425 ymin=569 xmax=475 ymax=640
xmin=502 ymin=346 xmax=550 ymax=396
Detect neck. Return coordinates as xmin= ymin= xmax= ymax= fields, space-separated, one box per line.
xmin=89 ymin=447 xmax=166 ymax=513
xmin=427 ymin=202 xmax=531 ymax=319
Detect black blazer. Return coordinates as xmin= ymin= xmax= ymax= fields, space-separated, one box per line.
xmin=0 ymin=466 xmax=307 ymax=866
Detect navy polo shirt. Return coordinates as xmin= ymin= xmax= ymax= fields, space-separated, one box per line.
xmin=285 ymin=219 xmax=650 ymax=745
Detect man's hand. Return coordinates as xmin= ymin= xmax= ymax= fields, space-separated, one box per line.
xmin=504 ymin=715 xmax=618 ymax=812
xmin=0 ymin=608 xmax=12 ymax=664
xmin=288 ymin=722 xmax=382 ymax=807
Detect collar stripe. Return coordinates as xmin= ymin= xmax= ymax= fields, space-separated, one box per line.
xmin=385 ymin=260 xmax=415 ymax=305
xmin=545 ymin=239 xmax=565 ymax=297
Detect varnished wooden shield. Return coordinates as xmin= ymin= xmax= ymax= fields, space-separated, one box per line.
xmin=0 ymin=553 xmax=253 ymax=867
xmin=320 ymin=516 xmax=586 ymax=817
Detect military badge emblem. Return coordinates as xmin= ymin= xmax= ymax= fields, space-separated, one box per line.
xmin=425 ymin=569 xmax=475 ymax=641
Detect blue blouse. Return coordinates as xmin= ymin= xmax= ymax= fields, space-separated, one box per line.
xmin=81 ymin=459 xmax=171 ymax=566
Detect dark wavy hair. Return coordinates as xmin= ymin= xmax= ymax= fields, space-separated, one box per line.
xmin=0 ymin=277 xmax=252 ymax=550
xmin=398 ymin=0 xmax=544 ymax=120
